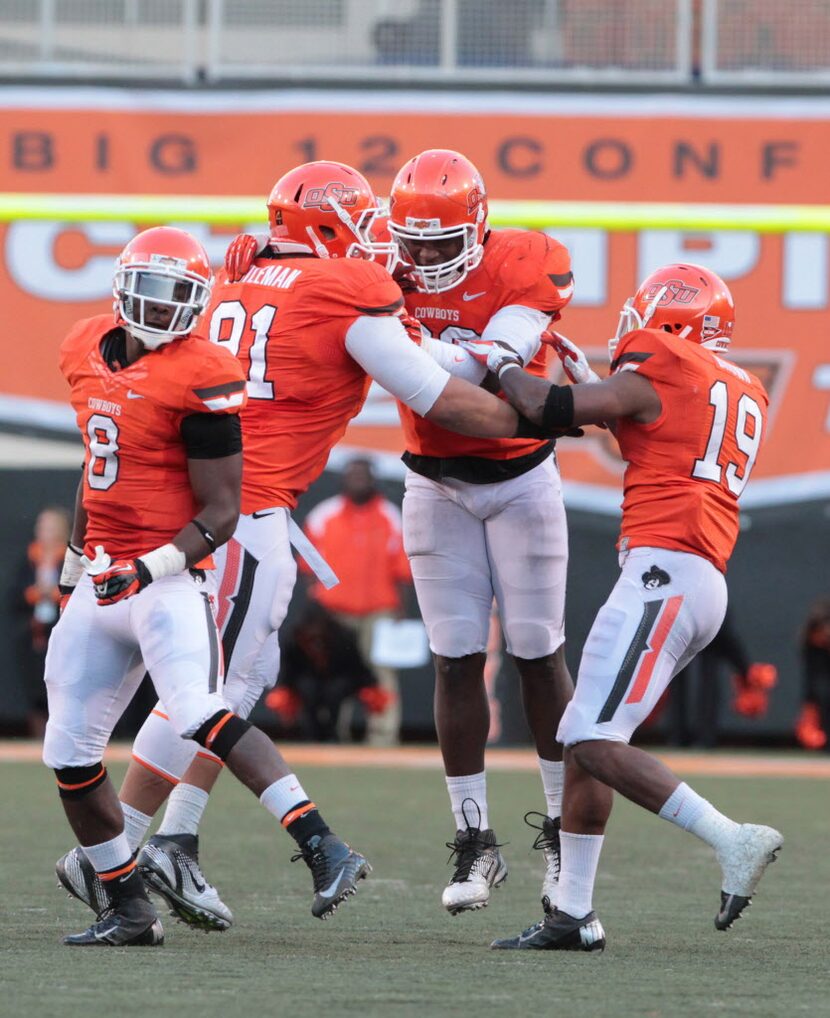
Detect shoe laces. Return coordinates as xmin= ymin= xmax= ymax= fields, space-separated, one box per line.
xmin=524 ymin=811 xmax=560 ymax=851
xmin=291 ymin=838 xmax=333 ymax=894
xmin=524 ymin=811 xmax=561 ymax=879
xmin=445 ymin=829 xmax=505 ymax=884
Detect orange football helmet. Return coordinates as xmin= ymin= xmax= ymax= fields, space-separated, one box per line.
xmin=611 ymin=262 xmax=735 ymax=360
xmin=266 ymin=161 xmax=393 ymax=262
xmin=388 ymin=149 xmax=488 ymax=293
xmin=114 ymin=226 xmax=212 ymax=350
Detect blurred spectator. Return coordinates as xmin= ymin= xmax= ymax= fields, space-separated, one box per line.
xmin=666 ymin=606 xmax=777 ymax=748
xmin=303 ymin=458 xmax=413 ymax=745
xmin=265 ymin=601 xmax=387 ymax=742
xmin=15 ymin=506 xmax=70 ymax=737
xmin=795 ymin=598 xmax=830 ymax=751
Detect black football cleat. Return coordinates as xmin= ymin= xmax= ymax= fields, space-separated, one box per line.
xmin=291 ymin=833 xmax=371 ymax=919
xmin=491 ymin=907 xmax=606 ymax=952
xmin=63 ymin=895 xmax=164 ymax=947
xmin=137 ymin=833 xmax=233 ymax=932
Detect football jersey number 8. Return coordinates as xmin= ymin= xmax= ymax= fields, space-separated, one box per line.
xmin=210 ymin=300 xmax=277 ymax=400
xmin=86 ymin=413 xmax=120 ymax=491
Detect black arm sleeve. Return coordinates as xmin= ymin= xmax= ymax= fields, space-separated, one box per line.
xmin=180 ymin=413 xmax=242 ymax=459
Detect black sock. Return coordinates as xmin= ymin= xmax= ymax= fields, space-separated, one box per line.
xmin=283 ymin=801 xmax=331 ymax=849
xmin=100 ymin=862 xmax=148 ymax=905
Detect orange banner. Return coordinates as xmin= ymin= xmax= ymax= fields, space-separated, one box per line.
xmin=1 ymin=99 xmax=829 ymax=203
xmin=2 ymin=93 xmax=829 ymax=506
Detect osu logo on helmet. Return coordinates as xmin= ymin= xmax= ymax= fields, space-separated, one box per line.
xmin=302 ymin=182 xmax=360 ymax=210
xmin=642 ymin=279 xmax=700 ymax=307
xmin=611 ymin=262 xmax=736 ymax=358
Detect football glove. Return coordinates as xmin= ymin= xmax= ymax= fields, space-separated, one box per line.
xmin=224 ymin=232 xmax=269 ymax=282
xmin=81 ymin=545 xmax=152 ymax=606
xmin=265 ymin=686 xmax=303 ymax=724
xmin=795 ymin=702 xmax=827 ymax=750
xmin=458 ymin=339 xmax=523 ymax=379
xmin=731 ymin=662 xmax=778 ymax=718
xmin=542 ymin=330 xmax=602 ymax=385
xmin=358 ymin=686 xmax=395 ymax=715
xmin=91 ymin=559 xmax=153 ymax=606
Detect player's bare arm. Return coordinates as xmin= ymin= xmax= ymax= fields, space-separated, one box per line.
xmin=425 ymin=374 xmax=520 ymax=437
xmin=179 ymin=416 xmax=243 ymax=564
xmin=494 ymin=359 xmax=661 ymax=431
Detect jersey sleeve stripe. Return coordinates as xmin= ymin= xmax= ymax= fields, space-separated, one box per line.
xmin=610 ymin=350 xmax=654 ymax=373
xmin=193 ymin=380 xmax=247 ymax=399
xmin=200 ymin=392 xmax=246 ymax=412
xmin=355 ymin=297 xmax=405 ymax=316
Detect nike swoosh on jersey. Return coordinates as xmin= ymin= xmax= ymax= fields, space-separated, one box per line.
xmin=251 ymin=510 xmax=276 ymax=519
xmin=126 ymin=390 xmax=144 ymax=399
xmin=462 ymin=291 xmax=486 ymax=301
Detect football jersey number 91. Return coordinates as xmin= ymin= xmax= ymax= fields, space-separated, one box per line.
xmin=210 ymin=300 xmax=277 ymax=400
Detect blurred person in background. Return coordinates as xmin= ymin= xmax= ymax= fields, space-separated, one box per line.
xmin=666 ymin=605 xmax=777 ymax=749
xmin=265 ymin=601 xmax=387 ymax=743
xmin=15 ymin=506 xmax=71 ymax=737
xmin=795 ymin=598 xmax=830 ymax=751
xmin=303 ymin=457 xmax=412 ymax=746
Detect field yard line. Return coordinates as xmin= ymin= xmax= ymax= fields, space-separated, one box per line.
xmin=1 ymin=740 xmax=829 ymax=778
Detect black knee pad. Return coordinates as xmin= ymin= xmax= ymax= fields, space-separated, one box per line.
xmin=191 ymin=710 xmax=251 ymax=761
xmin=55 ymin=763 xmax=107 ymax=800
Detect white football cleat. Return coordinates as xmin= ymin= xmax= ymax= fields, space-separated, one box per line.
xmin=715 ymin=823 xmax=783 ymax=930
xmin=442 ymin=826 xmax=508 ymax=915
xmin=137 ymin=833 xmax=233 ymax=932
xmin=525 ymin=811 xmax=561 ymax=912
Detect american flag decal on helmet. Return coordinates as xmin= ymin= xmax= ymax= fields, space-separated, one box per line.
xmin=193 ymin=380 xmax=246 ymax=411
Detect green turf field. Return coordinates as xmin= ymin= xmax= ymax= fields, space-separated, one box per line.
xmin=1 ymin=757 xmax=827 ymax=1018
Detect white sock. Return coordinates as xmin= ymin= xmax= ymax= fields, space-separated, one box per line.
xmin=259 ymin=774 xmax=309 ymax=822
xmin=157 ymin=783 xmax=210 ymax=837
xmin=121 ymin=802 xmax=152 ymax=852
xmin=445 ymin=772 xmax=488 ymax=831
xmin=537 ymin=757 xmax=564 ymax=818
xmin=557 ymin=831 xmax=604 ymax=919
xmin=82 ymin=832 xmax=133 ymax=875
xmin=658 ymin=782 xmax=739 ymax=852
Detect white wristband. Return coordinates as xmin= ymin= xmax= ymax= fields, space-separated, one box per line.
xmin=60 ymin=544 xmax=84 ymax=588
xmin=139 ymin=543 xmax=187 ymax=582
xmin=496 ymin=362 xmax=522 ymax=380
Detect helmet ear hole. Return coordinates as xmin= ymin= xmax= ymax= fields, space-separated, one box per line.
xmin=319 ymin=225 xmax=336 ymax=240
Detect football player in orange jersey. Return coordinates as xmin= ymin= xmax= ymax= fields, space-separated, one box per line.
xmin=56 ymin=164 xmax=555 ymax=932
xmin=49 ymin=226 xmax=382 ymax=945
xmin=384 ymin=150 xmax=593 ymax=916
xmin=478 ymin=263 xmax=783 ymax=952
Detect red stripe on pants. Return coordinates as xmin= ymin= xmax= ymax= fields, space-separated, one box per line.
xmin=625 ymin=595 xmax=684 ymax=705
xmin=215 ymin=538 xmax=241 ymax=632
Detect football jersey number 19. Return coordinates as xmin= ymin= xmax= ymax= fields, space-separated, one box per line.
xmin=210 ymin=300 xmax=277 ymax=400
xmin=692 ymin=380 xmax=763 ymax=497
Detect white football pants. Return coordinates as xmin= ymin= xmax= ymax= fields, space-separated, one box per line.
xmin=557 ymin=547 xmax=727 ymax=746
xmin=402 ymin=456 xmax=568 ymax=659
